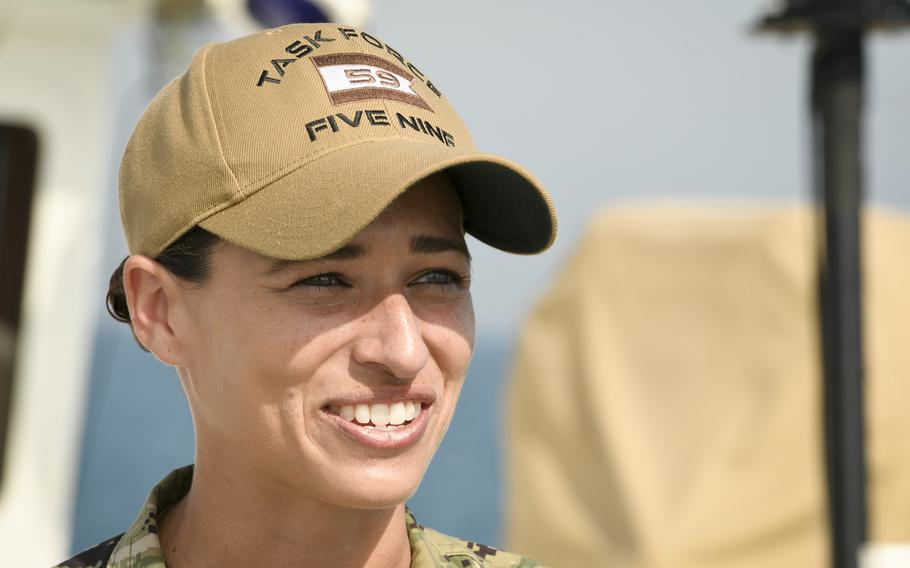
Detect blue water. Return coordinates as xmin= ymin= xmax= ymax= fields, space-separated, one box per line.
xmin=71 ymin=321 xmax=513 ymax=552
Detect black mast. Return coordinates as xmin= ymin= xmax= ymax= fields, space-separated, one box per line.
xmin=757 ymin=2 xmax=910 ymax=567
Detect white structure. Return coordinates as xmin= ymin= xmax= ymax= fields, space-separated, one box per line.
xmin=0 ymin=1 xmax=370 ymax=564
xmin=0 ymin=2 xmax=145 ymax=564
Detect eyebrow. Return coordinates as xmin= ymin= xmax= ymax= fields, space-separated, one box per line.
xmin=263 ymin=234 xmax=470 ymax=275
xmin=410 ymin=234 xmax=471 ymax=262
xmin=264 ymin=244 xmax=365 ymax=275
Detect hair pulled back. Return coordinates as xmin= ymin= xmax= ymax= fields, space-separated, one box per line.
xmin=106 ymin=226 xmax=221 ymax=351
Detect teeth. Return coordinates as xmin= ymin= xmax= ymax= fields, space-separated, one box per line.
xmin=370 ymin=404 xmax=390 ymax=427
xmin=389 ymin=402 xmax=406 ymax=425
xmin=337 ymin=401 xmax=422 ymax=427
xmin=355 ymin=404 xmax=370 ymax=425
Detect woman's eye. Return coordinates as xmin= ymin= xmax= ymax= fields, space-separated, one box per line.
xmin=412 ymin=269 xmax=470 ymax=289
xmin=292 ymin=273 xmax=348 ymax=289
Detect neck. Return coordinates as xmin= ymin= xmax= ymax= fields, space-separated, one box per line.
xmin=158 ymin=458 xmax=411 ymax=568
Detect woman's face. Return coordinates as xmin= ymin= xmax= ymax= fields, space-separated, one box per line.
xmin=175 ymin=174 xmax=475 ymax=509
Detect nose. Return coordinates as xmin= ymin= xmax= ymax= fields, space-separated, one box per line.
xmin=352 ymin=293 xmax=429 ymax=380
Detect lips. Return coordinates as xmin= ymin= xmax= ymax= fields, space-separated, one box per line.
xmin=321 ymin=392 xmax=434 ymax=450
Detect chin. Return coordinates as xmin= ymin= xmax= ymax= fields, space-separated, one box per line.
xmin=320 ymin=464 xmax=427 ymax=510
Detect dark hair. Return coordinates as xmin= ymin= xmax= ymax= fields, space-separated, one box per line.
xmin=106 ymin=226 xmax=221 ymax=351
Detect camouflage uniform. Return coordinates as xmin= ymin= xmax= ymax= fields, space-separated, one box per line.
xmin=53 ymin=465 xmax=544 ymax=568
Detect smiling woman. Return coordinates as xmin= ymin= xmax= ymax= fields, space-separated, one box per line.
xmin=53 ymin=22 xmax=556 ymax=568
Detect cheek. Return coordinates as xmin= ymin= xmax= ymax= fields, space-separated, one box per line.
xmin=462 ymin=297 xmax=476 ymax=351
xmin=425 ymin=298 xmax=475 ymax=387
xmin=180 ymin=293 xmax=303 ymax=431
xmin=456 ymin=297 xmax=477 ymax=366
xmin=182 ymin=286 xmax=259 ymax=359
xmin=438 ymin=300 xmax=475 ymax=430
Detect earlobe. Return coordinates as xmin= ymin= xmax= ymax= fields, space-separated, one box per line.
xmin=123 ymin=256 xmax=185 ymax=365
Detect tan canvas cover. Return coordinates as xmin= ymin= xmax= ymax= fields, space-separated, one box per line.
xmin=506 ymin=205 xmax=910 ymax=568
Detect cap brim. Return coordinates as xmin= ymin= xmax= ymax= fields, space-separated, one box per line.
xmin=198 ymin=138 xmax=556 ymax=260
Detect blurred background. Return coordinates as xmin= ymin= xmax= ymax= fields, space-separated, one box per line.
xmin=0 ymin=0 xmax=909 ymax=566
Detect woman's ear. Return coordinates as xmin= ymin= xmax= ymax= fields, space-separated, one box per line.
xmin=123 ymin=255 xmax=188 ymax=366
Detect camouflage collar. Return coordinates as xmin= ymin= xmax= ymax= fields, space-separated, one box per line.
xmin=90 ymin=465 xmax=540 ymax=568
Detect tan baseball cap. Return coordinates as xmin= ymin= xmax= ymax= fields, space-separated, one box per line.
xmin=120 ymin=23 xmax=557 ymax=260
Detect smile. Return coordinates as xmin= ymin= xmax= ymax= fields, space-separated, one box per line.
xmin=334 ymin=401 xmax=421 ymax=430
xmin=322 ymin=398 xmax=432 ymax=450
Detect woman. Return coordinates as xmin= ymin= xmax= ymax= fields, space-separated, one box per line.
xmin=55 ymin=22 xmax=556 ymax=568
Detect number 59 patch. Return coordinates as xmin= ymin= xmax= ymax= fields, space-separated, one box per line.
xmin=312 ymin=53 xmax=432 ymax=112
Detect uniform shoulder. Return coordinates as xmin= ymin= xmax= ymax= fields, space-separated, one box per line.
xmin=413 ymin=520 xmax=547 ymax=568
xmin=50 ymin=533 xmax=124 ymax=568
